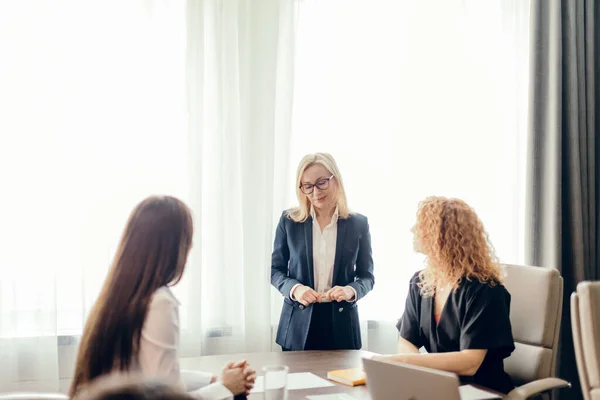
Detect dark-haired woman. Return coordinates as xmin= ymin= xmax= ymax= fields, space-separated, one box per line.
xmin=70 ymin=196 xmax=255 ymax=399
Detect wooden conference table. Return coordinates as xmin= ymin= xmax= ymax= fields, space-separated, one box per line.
xmin=181 ymin=350 xmax=373 ymax=399
xmin=181 ymin=350 xmax=505 ymax=399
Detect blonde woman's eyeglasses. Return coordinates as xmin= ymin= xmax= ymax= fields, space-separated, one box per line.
xmin=299 ymin=175 xmax=334 ymax=195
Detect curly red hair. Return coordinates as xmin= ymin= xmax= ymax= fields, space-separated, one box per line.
xmin=414 ymin=196 xmax=502 ymax=297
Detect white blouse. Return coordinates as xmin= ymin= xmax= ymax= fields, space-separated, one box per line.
xmin=290 ymin=207 xmax=357 ymax=300
xmin=134 ymin=286 xmax=232 ymax=400
xmin=311 ymin=207 xmax=339 ymax=294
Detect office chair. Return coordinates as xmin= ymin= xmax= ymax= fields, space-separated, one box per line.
xmin=571 ymin=281 xmax=600 ymax=400
xmin=502 ymin=264 xmax=570 ymax=400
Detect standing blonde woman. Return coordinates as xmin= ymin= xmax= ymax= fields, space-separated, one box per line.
xmin=271 ymin=153 xmax=375 ymax=351
xmin=374 ymin=196 xmax=515 ymax=394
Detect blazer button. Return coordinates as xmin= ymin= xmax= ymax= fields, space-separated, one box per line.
xmin=299 ymin=305 xmax=305 ymax=310
xmin=338 ymin=307 xmax=344 ymax=312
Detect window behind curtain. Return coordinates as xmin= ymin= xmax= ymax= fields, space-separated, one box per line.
xmin=0 ymin=0 xmax=191 ymax=338
xmin=287 ymin=0 xmax=530 ymax=321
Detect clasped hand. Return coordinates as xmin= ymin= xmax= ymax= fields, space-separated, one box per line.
xmin=293 ymin=285 xmax=354 ymax=306
xmin=216 ymin=360 xmax=256 ymax=396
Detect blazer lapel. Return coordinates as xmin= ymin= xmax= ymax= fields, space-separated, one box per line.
xmin=332 ymin=218 xmax=348 ymax=286
xmin=304 ymin=218 xmax=315 ymax=288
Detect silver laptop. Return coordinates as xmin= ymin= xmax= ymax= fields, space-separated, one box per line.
xmin=362 ymin=357 xmax=501 ymax=400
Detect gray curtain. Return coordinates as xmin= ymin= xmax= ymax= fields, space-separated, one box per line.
xmin=527 ymin=0 xmax=599 ymax=399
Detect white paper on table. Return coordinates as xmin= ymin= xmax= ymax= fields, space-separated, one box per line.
xmin=306 ymin=394 xmax=360 ymax=400
xmin=251 ymin=372 xmax=335 ymax=393
xmin=459 ymin=385 xmax=501 ymax=400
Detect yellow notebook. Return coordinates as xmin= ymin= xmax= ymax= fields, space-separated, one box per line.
xmin=327 ymin=368 xmax=366 ymax=387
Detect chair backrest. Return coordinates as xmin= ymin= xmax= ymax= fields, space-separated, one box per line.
xmin=571 ymin=281 xmax=600 ymax=400
xmin=0 ymin=394 xmax=68 ymax=400
xmin=501 ymin=264 xmax=563 ymax=386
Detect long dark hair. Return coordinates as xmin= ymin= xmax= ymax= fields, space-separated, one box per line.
xmin=70 ymin=196 xmax=194 ymax=397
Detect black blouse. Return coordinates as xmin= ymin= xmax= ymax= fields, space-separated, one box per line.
xmin=397 ymin=271 xmax=515 ymax=394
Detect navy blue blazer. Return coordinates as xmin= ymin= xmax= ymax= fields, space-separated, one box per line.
xmin=271 ymin=210 xmax=375 ymax=350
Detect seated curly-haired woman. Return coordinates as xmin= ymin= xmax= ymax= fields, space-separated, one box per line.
xmin=374 ymin=196 xmax=515 ymax=394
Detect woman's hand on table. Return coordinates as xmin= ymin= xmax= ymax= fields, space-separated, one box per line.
xmin=218 ymin=360 xmax=256 ymax=395
xmin=232 ymin=360 xmax=256 ymax=395
xmin=371 ymin=354 xmax=408 ymax=363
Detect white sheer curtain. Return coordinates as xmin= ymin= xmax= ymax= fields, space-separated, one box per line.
xmin=0 ymin=0 xmax=295 ymax=392
xmin=184 ymin=0 xmax=296 ymax=356
xmin=288 ymin=0 xmax=530 ymax=323
xmin=0 ymin=0 xmax=531 ymax=392
xmin=0 ymin=1 xmax=189 ymax=391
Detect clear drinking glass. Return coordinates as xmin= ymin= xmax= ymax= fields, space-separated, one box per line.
xmin=263 ymin=365 xmax=289 ymax=400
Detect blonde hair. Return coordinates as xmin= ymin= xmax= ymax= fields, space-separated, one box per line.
xmin=415 ymin=196 xmax=502 ymax=297
xmin=288 ymin=153 xmax=350 ymax=222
